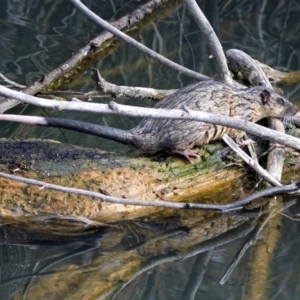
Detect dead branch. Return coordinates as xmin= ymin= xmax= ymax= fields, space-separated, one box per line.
xmin=220 ymin=224 xmax=259 ymax=285
xmin=220 ymin=183 xmax=300 ymax=213
xmin=220 ymin=211 xmax=277 ymax=285
xmin=91 ymin=68 xmax=176 ymax=100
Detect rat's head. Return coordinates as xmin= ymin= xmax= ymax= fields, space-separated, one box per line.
xmin=258 ymin=88 xmax=298 ymax=121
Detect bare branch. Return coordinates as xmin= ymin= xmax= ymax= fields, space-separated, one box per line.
xmin=220 ymin=225 xmax=258 ymax=285
xmin=184 ymin=0 xmax=232 ymax=84
xmin=70 ymin=0 xmax=211 ymax=81
xmin=39 ymin=90 xmax=97 ymax=101
xmin=91 ymin=68 xmax=176 ymax=100
xmin=222 ymin=134 xmax=281 ymax=187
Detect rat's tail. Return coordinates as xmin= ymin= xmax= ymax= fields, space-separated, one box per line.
xmin=0 ymin=115 xmax=135 ymax=146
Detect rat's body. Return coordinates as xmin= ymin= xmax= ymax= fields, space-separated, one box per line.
xmin=1 ymin=81 xmax=297 ymax=162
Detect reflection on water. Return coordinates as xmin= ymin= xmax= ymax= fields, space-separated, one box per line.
xmin=0 ymin=0 xmax=300 ymax=299
xmin=0 ymin=226 xmax=111 ymax=299
xmin=0 ymin=213 xmax=257 ymax=299
xmin=1 ymin=203 xmax=300 ymax=299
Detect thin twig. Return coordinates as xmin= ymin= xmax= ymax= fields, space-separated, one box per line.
xmin=38 ymin=90 xmax=100 ymax=101
xmin=30 ymin=215 xmax=106 ymax=226
xmin=278 ymin=211 xmax=300 ymax=222
xmin=70 ymin=0 xmax=210 ymax=81
xmin=0 ymin=73 xmax=26 ymax=89
xmin=222 ymin=134 xmax=281 ymax=187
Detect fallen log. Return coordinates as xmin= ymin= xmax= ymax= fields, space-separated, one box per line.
xmin=0 ymin=138 xmax=300 ymax=233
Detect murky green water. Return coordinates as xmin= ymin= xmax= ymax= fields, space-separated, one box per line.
xmin=1 ymin=0 xmax=300 ymax=299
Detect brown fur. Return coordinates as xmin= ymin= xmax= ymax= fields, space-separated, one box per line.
xmin=131 ymin=81 xmax=297 ymax=157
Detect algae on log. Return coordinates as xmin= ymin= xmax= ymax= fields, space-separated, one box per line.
xmin=0 ymin=139 xmax=300 ymax=232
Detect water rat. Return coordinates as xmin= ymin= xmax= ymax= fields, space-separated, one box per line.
xmin=0 ymin=81 xmax=297 ymax=162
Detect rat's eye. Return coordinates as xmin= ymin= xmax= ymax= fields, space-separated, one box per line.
xmin=277 ymin=98 xmax=285 ymax=105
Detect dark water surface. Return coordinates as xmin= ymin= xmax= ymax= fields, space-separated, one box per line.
xmin=1 ymin=0 xmax=300 ymax=299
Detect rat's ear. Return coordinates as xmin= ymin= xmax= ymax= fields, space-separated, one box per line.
xmin=261 ymin=90 xmax=270 ymax=104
